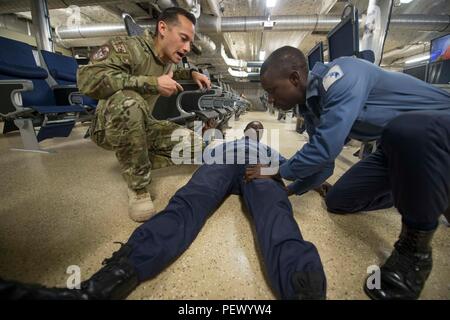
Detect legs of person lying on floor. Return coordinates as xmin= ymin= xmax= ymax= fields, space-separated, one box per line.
xmin=0 ymin=165 xmax=240 ymax=300
xmin=239 ymin=175 xmax=326 ymax=299
xmin=126 ymin=164 xmax=239 ymax=281
xmin=364 ymin=112 xmax=450 ymax=300
xmin=325 ymin=148 xmax=393 ymax=214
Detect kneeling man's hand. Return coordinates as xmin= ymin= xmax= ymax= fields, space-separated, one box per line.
xmin=245 ymin=164 xmax=280 ymax=182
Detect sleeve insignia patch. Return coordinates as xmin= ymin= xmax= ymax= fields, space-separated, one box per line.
xmin=91 ymin=45 xmax=110 ymax=61
xmin=322 ymin=65 xmax=344 ymax=92
xmin=112 ymin=41 xmax=128 ymax=54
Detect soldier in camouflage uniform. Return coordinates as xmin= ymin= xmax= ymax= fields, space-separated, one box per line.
xmin=77 ymin=7 xmax=210 ymax=222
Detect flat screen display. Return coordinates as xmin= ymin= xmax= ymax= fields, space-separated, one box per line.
xmin=430 ymin=34 xmax=450 ymax=63
xmin=328 ymin=18 xmax=356 ymax=61
xmin=308 ymin=42 xmax=324 ymax=70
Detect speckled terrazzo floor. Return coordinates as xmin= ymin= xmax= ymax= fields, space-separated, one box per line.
xmin=0 ymin=111 xmax=448 ymax=299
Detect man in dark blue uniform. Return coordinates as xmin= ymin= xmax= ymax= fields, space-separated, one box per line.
xmin=0 ymin=122 xmax=326 ymax=300
xmin=247 ymin=46 xmax=450 ymax=300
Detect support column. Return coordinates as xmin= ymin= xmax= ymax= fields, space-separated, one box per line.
xmin=30 ymin=0 xmax=54 ymax=52
xmin=360 ymin=0 xmax=394 ymax=65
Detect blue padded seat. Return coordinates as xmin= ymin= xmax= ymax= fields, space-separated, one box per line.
xmin=40 ymin=49 xmax=97 ymax=107
xmin=0 ymin=36 xmax=86 ymax=147
xmin=40 ymin=50 xmax=79 ymax=85
xmin=0 ymin=62 xmax=48 ymax=79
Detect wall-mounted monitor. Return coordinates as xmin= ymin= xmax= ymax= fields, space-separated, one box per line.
xmin=307 ymin=42 xmax=324 ymax=71
xmin=327 ymin=7 xmax=359 ymax=61
xmin=430 ymin=34 xmax=450 ymax=63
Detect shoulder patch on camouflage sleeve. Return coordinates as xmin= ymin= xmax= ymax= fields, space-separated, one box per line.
xmin=91 ymin=45 xmax=110 ymax=61
xmin=111 ymin=40 xmax=128 ymax=54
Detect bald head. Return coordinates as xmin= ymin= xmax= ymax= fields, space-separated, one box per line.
xmin=244 ymin=121 xmax=264 ymax=133
xmin=260 ymin=46 xmax=308 ymax=79
xmin=244 ymin=121 xmax=264 ymax=141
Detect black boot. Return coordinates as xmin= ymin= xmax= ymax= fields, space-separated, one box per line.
xmin=0 ymin=278 xmax=88 ymax=300
xmin=364 ymin=223 xmax=435 ymax=300
xmin=80 ymin=243 xmax=139 ymax=300
xmin=0 ymin=243 xmax=139 ymax=300
xmin=292 ymin=271 xmax=327 ymax=300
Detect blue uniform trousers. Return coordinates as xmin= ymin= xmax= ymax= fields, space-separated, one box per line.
xmin=126 ymin=164 xmax=325 ymax=299
xmin=326 ymin=112 xmax=450 ymax=230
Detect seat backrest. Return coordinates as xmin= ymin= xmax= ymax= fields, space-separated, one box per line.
xmin=0 ymin=36 xmax=37 ymax=69
xmin=124 ymin=14 xmax=145 ymax=36
xmin=152 ymin=95 xmax=183 ymax=120
xmin=358 ymin=50 xmax=375 ymax=63
xmin=0 ymin=36 xmax=56 ymax=106
xmin=40 ymin=50 xmax=79 ymax=85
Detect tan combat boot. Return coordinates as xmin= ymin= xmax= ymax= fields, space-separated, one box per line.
xmin=127 ymin=187 xmax=156 ymax=222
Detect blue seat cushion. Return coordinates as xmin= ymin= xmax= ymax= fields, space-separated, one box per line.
xmin=0 ymin=62 xmax=48 ymax=79
xmin=49 ymin=69 xmax=77 ymax=83
xmin=32 ymin=104 xmax=85 ymax=114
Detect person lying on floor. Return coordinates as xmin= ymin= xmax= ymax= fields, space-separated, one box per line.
xmin=0 ymin=121 xmax=326 ymax=300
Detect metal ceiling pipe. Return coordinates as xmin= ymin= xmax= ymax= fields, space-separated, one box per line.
xmin=391 ymin=14 xmax=450 ymax=32
xmin=55 ymin=23 xmax=128 ymax=39
xmin=200 ymin=14 xmax=450 ymax=33
xmin=55 ymin=14 xmax=450 ymax=40
xmin=219 ymin=15 xmax=341 ymax=33
xmin=56 ymin=24 xmax=216 ymax=51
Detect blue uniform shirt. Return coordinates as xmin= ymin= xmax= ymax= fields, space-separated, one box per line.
xmin=281 ymin=57 xmax=450 ymax=194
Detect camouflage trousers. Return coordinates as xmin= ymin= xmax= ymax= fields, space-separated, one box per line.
xmin=90 ymin=90 xmax=203 ymax=190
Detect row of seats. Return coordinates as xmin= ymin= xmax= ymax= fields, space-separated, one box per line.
xmin=152 ymin=80 xmax=249 ymax=132
xmin=0 ymin=36 xmax=97 ymax=152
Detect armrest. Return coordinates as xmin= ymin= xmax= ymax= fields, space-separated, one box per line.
xmin=53 ymin=84 xmax=77 ymax=90
xmin=0 ymin=80 xmax=34 ymax=118
xmin=175 ymin=90 xmax=199 ymax=117
xmin=68 ymin=91 xmax=84 ymax=105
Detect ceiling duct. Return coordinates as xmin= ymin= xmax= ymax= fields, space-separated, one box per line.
xmin=55 ymin=23 xmax=128 ymax=39
xmin=54 ymin=14 xmax=449 ymax=48
xmin=56 ymin=14 xmax=450 ymax=40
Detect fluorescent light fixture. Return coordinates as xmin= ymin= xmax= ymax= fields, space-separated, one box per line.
xmin=405 ymin=54 xmax=430 ymax=65
xmin=259 ymin=50 xmax=266 ymax=61
xmin=228 ymin=67 xmax=248 ymax=78
xmin=400 ymin=0 xmax=414 ymax=3
xmin=266 ymin=0 xmax=277 ymax=8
